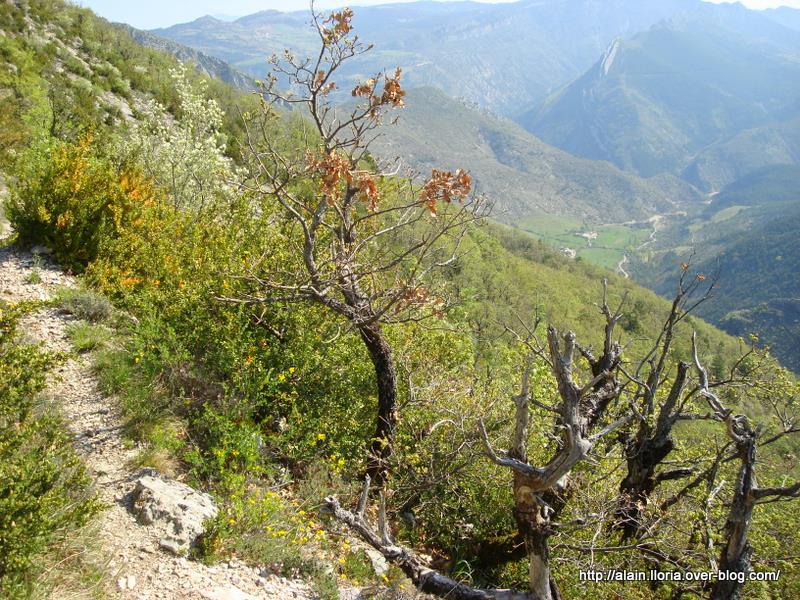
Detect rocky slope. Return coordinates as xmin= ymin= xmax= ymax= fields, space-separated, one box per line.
xmin=117 ymin=25 xmax=256 ymax=91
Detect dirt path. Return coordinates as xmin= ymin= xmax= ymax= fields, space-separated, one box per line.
xmin=0 ymin=231 xmax=316 ymax=598
xmin=616 ymin=254 xmax=629 ymax=279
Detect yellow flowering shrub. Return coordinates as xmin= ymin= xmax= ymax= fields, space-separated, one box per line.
xmin=7 ymin=133 xmax=158 ymax=271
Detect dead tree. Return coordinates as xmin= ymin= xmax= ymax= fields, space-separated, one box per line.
xmin=614 ymin=271 xmax=718 ymax=540
xmin=477 ymin=293 xmax=627 ymax=600
xmin=233 ymin=7 xmax=485 ymax=483
xmin=324 ymin=289 xmax=627 ymax=600
xmin=324 ymin=476 xmax=539 ymax=600
xmin=693 ymin=335 xmax=800 ymax=600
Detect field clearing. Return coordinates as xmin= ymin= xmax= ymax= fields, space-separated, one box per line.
xmin=519 ymin=214 xmax=652 ymax=272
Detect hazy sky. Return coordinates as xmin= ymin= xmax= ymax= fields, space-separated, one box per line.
xmin=78 ymin=0 xmax=800 ymax=30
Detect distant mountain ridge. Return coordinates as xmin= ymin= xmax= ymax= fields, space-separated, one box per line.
xmin=523 ymin=5 xmax=800 ymax=179
xmin=150 ymin=0 xmax=701 ymax=115
xmin=764 ymin=5 xmax=800 ymax=31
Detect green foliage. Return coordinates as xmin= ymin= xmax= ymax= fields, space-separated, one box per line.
xmin=3 ymin=3 xmax=799 ymax=597
xmin=56 ymin=286 xmax=114 ymax=323
xmin=65 ymin=321 xmax=112 ymax=353
xmin=6 ymin=134 xmax=157 ymax=270
xmin=0 ymin=301 xmax=101 ymax=598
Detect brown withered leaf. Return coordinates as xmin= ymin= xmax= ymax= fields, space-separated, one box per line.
xmin=419 ymin=168 xmax=472 ymax=215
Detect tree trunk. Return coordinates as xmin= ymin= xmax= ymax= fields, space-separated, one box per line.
xmin=616 ymin=361 xmax=689 ymax=540
xmin=617 ymin=435 xmax=674 ymax=539
xmin=513 ymin=472 xmax=561 ymax=600
xmin=710 ymin=434 xmax=757 ymax=600
xmin=359 ymin=322 xmax=398 ymax=485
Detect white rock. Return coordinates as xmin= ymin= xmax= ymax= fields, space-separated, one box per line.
xmin=129 ymin=469 xmax=218 ymax=554
xmin=126 ymin=574 xmax=137 ymax=590
xmin=364 ymin=548 xmax=389 ymax=577
xmin=30 ymin=244 xmax=53 ymax=255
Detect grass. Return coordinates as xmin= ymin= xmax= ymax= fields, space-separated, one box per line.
xmin=25 ymin=254 xmax=43 ymax=284
xmin=519 ymin=214 xmax=652 ymax=271
xmin=66 ymin=322 xmax=113 ymax=353
xmin=25 ymin=521 xmax=109 ymax=600
xmin=127 ymin=445 xmax=180 ymax=478
xmin=710 ymin=205 xmax=746 ymax=223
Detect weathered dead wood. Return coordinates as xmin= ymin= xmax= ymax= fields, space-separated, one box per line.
xmin=615 ymin=272 xmax=718 ymax=540
xmin=324 ymin=476 xmax=539 ymax=600
xmin=692 ymin=335 xmax=800 ymax=600
xmin=478 ymin=292 xmax=626 ymax=600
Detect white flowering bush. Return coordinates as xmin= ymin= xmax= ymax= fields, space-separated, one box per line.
xmin=121 ymin=65 xmax=241 ymax=211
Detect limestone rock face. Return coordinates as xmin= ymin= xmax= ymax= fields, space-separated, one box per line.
xmin=130 ymin=469 xmax=218 ymax=554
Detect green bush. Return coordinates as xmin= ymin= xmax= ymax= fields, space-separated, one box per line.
xmin=57 ymin=286 xmax=114 ymax=323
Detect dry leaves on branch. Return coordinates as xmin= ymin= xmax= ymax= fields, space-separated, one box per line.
xmin=322 ymin=8 xmax=354 ymax=43
xmin=356 ymin=173 xmax=380 ymax=210
xmin=419 ymin=169 xmax=472 ymax=215
xmin=306 ymin=151 xmax=352 ymax=203
xmin=381 ymin=68 xmax=406 ymax=108
xmin=352 ymin=68 xmax=405 ymax=117
xmin=313 ymin=70 xmax=337 ymax=95
xmin=306 ymin=152 xmax=381 ymax=209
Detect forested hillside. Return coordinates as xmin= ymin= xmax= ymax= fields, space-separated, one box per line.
xmin=370 ymin=87 xmax=699 ymax=222
xmin=1 ymin=2 xmax=799 ymax=600
xmin=631 ymin=168 xmax=800 ymax=373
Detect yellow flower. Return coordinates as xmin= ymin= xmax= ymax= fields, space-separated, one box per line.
xmin=316 ymin=433 xmax=326 ymax=441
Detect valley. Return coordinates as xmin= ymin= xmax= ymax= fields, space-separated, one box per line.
xmin=2 ymin=1 xmax=800 ymax=599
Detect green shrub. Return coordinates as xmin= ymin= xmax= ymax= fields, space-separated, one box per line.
xmin=57 ymin=286 xmax=113 ymax=322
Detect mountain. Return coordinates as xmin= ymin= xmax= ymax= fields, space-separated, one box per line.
xmin=764 ymin=6 xmax=800 ymax=31
xmin=524 ymin=5 xmax=800 ymax=178
xmin=710 ymin=164 xmax=800 ymax=210
xmin=150 ymin=0 xmax=700 ymax=115
xmin=117 ymin=25 xmax=256 ymax=90
xmin=372 ymin=87 xmax=701 ymax=223
xmin=682 ymin=118 xmax=800 ymax=192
